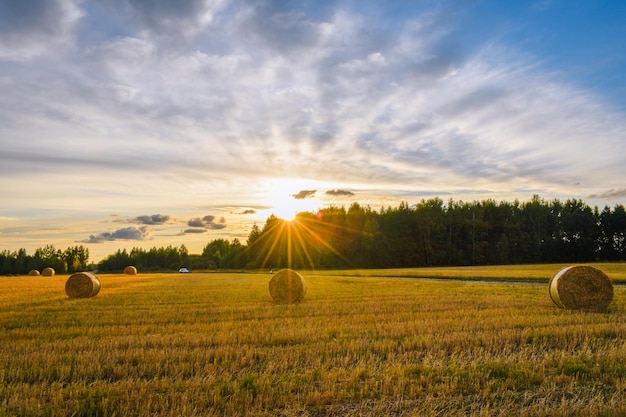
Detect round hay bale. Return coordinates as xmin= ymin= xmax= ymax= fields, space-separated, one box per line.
xmin=123 ymin=265 xmax=138 ymax=275
xmin=42 ymin=267 xmax=55 ymax=276
xmin=65 ymin=272 xmax=101 ymax=298
xmin=269 ymin=269 xmax=307 ymax=304
xmin=549 ymin=265 xmax=613 ymax=312
xmin=29 ymin=269 xmax=40 ymax=276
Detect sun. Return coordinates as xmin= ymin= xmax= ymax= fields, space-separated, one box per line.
xmin=271 ymin=195 xmax=304 ymax=221
xmin=261 ymin=182 xmax=321 ymax=221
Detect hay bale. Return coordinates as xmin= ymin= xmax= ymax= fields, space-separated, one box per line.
xmin=549 ymin=265 xmax=613 ymax=312
xmin=269 ymin=269 xmax=307 ymax=304
xmin=123 ymin=265 xmax=138 ymax=275
xmin=65 ymin=272 xmax=101 ymax=298
xmin=42 ymin=267 xmax=55 ymax=277
xmin=29 ymin=269 xmax=40 ymax=276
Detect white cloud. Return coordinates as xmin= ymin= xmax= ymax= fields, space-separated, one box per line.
xmin=85 ymin=37 xmax=156 ymax=80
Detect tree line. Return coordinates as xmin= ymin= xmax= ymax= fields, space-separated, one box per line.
xmin=1 ymin=245 xmax=89 ymax=275
xmin=241 ymin=196 xmax=626 ymax=270
xmin=3 ymin=196 xmax=625 ymax=275
xmin=99 ymin=195 xmax=626 ymax=271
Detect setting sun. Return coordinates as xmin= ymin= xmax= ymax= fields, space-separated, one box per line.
xmin=268 ymin=193 xmax=316 ymax=221
xmin=259 ymin=179 xmax=323 ymax=221
xmin=274 ymin=206 xmax=298 ymax=221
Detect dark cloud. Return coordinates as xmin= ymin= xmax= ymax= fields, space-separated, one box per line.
xmin=237 ymin=3 xmax=334 ymax=55
xmin=188 ymin=218 xmax=205 ymax=227
xmin=135 ymin=214 xmax=170 ymax=225
xmin=240 ymin=209 xmax=256 ymax=214
xmin=0 ymin=0 xmax=81 ymax=60
xmin=187 ymin=215 xmax=227 ymax=230
xmin=81 ymin=226 xmax=150 ymax=243
xmin=184 ymin=228 xmax=206 ymax=234
xmin=326 ymin=189 xmax=355 ymax=196
xmin=292 ymin=190 xmax=316 ymax=199
xmin=588 ymin=188 xmax=626 ymax=199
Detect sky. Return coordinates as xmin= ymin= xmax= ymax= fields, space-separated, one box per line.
xmin=1 ymin=0 xmax=626 ymax=263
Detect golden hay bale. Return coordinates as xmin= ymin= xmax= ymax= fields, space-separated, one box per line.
xmin=549 ymin=265 xmax=614 ymax=312
xmin=123 ymin=265 xmax=138 ymax=275
xmin=269 ymin=269 xmax=307 ymax=304
xmin=29 ymin=269 xmax=40 ymax=276
xmin=42 ymin=267 xmax=55 ymax=276
xmin=65 ymin=272 xmax=101 ymax=298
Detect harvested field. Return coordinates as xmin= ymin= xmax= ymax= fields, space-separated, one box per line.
xmin=1 ymin=266 xmax=625 ymax=416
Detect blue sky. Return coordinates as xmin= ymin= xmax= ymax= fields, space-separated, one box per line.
xmin=1 ymin=0 xmax=625 ymax=262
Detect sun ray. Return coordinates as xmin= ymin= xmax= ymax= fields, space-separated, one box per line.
xmin=245 ymin=205 xmax=367 ymax=271
xmin=292 ymin=215 xmax=355 ymax=268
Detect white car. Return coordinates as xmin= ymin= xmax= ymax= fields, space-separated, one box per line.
xmin=178 ymin=267 xmax=189 ymax=273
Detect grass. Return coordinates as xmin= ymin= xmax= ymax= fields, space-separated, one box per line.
xmin=0 ymin=264 xmax=625 ymax=416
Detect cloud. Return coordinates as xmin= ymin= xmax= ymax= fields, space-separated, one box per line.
xmin=100 ymin=0 xmax=226 ymax=40
xmin=3 ymin=0 xmax=626 ymax=251
xmin=134 ymin=214 xmax=171 ymax=225
xmin=187 ymin=218 xmax=205 ymax=228
xmin=239 ymin=209 xmax=256 ymax=214
xmin=186 ymin=215 xmax=227 ymax=231
xmin=0 ymin=0 xmax=82 ymax=61
xmin=208 ymin=222 xmax=227 ymax=230
xmin=81 ymin=226 xmax=151 ymax=243
xmin=292 ymin=190 xmax=317 ymax=200
xmin=85 ymin=37 xmax=156 ymax=80
xmin=184 ymin=228 xmax=206 ymax=234
xmin=236 ymin=3 xmax=335 ymax=56
xmin=588 ymin=188 xmax=626 ymax=200
xmin=326 ymin=189 xmax=355 ymax=196
xmin=7 ymin=0 xmax=625 ymax=197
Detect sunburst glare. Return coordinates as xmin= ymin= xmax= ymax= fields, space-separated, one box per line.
xmin=246 ymin=208 xmax=358 ymax=271
xmin=259 ymin=179 xmax=323 ymax=222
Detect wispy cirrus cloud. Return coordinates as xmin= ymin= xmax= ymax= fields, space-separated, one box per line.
xmin=588 ymin=188 xmax=626 ymax=200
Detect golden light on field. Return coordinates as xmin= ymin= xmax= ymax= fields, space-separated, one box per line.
xmin=1 ymin=270 xmax=625 ymax=416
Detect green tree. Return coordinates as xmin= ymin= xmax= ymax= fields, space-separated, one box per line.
xmin=63 ymin=245 xmax=89 ymax=272
xmin=597 ymin=204 xmax=626 ymax=261
xmin=34 ymin=245 xmax=66 ymax=273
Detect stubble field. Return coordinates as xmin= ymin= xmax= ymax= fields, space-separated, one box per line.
xmin=1 ymin=264 xmax=625 ymax=416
